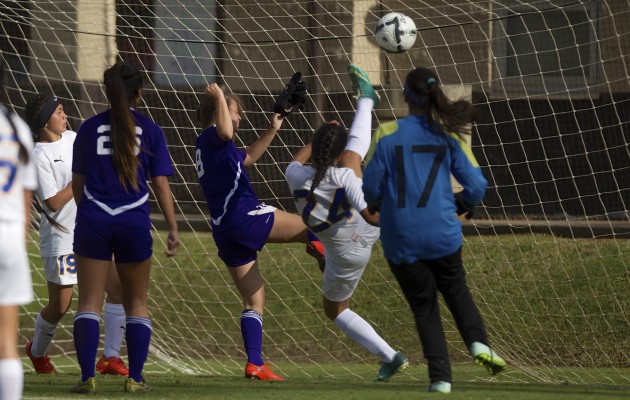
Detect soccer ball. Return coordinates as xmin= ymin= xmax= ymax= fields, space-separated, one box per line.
xmin=374 ymin=12 xmax=417 ymax=53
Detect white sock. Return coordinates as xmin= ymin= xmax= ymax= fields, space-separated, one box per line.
xmin=334 ymin=308 xmax=397 ymax=363
xmin=31 ymin=313 xmax=57 ymax=357
xmin=346 ymin=97 xmax=374 ymax=160
xmin=103 ymin=302 xmax=126 ymax=358
xmin=0 ymin=358 xmax=23 ymax=400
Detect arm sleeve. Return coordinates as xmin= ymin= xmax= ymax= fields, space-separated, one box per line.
xmin=339 ymin=170 xmax=368 ymax=212
xmin=285 ymin=161 xmax=312 ymax=193
xmin=72 ymin=127 xmax=86 ymax=175
xmin=149 ymin=126 xmax=174 ymax=177
xmin=362 ymin=142 xmax=387 ymax=209
xmin=33 ymin=155 xmax=57 ymax=200
xmin=448 ymin=134 xmax=487 ymax=205
xmin=12 ymin=114 xmax=37 ymax=190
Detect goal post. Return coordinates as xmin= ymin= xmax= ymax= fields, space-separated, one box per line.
xmin=2 ymin=0 xmax=628 ymax=385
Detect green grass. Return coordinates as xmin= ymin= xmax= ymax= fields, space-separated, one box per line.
xmin=21 ymin=230 xmax=630 ymax=391
xmin=23 ymin=371 xmax=630 ymax=400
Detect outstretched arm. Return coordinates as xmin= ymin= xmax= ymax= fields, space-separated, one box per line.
xmin=291 ymin=142 xmax=312 ymax=165
xmin=206 ymin=83 xmax=233 ymax=142
xmin=244 ymin=112 xmax=284 ymax=167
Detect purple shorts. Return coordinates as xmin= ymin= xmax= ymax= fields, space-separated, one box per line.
xmin=213 ymin=210 xmax=275 ymax=268
xmin=74 ymin=220 xmax=152 ymax=263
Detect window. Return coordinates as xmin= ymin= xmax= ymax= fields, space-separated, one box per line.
xmin=491 ymin=0 xmax=600 ymax=98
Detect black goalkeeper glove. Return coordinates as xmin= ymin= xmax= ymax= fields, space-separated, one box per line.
xmin=454 ymin=192 xmax=476 ymax=220
xmin=273 ymin=72 xmax=306 ymax=116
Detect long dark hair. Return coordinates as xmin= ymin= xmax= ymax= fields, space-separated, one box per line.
xmin=104 ymin=62 xmax=143 ymax=192
xmin=306 ymin=122 xmax=348 ymax=204
xmin=404 ymin=67 xmax=480 ymax=139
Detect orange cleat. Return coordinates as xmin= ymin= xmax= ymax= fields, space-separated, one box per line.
xmin=244 ymin=362 xmax=285 ymax=381
xmin=96 ymin=355 xmax=129 ymax=376
xmin=306 ymin=240 xmax=326 ymax=272
xmin=25 ymin=340 xmax=57 ymax=375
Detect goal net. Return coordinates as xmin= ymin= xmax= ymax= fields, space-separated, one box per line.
xmin=2 ymin=0 xmax=628 ymax=385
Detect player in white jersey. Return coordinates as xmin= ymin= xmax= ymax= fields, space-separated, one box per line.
xmin=0 ymin=102 xmax=36 ymax=400
xmin=22 ymin=94 xmax=128 ymax=376
xmin=285 ymin=65 xmax=408 ymax=381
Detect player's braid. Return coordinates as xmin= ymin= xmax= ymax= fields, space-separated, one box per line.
xmin=307 ymin=122 xmax=348 ymax=204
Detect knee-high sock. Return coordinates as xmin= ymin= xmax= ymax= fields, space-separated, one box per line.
xmin=103 ymin=303 xmax=126 ymax=358
xmin=31 ymin=313 xmax=57 ymax=357
xmin=240 ymin=309 xmax=264 ymax=365
xmin=0 ymin=359 xmax=23 ymax=400
xmin=334 ymin=308 xmax=397 ymax=363
xmin=125 ymin=317 xmax=152 ymax=382
xmin=73 ymin=312 xmax=100 ymax=382
xmin=346 ymin=97 xmax=374 ymax=160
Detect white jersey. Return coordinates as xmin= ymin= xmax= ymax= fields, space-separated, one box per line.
xmin=286 ymin=161 xmax=380 ymax=302
xmin=33 ymin=130 xmax=77 ymax=257
xmin=0 ymin=106 xmax=37 ymax=222
xmin=286 ymin=161 xmax=371 ymax=252
xmin=0 ymin=106 xmax=35 ymax=305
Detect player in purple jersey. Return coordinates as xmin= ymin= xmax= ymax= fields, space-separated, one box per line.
xmin=23 ymin=93 xmax=128 ymax=377
xmin=363 ymin=67 xmax=505 ymax=393
xmin=70 ymin=62 xmax=179 ymax=394
xmin=195 ymin=81 xmax=320 ymax=381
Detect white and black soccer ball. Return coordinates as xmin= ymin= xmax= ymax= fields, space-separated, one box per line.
xmin=374 ymin=12 xmax=417 ymax=53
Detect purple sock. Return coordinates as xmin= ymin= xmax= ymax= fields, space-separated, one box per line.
xmin=126 ymin=317 xmax=152 ymax=382
xmin=240 ymin=309 xmax=264 ymax=365
xmin=73 ymin=312 xmax=100 ymax=382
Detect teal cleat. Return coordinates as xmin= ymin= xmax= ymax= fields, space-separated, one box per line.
xmin=471 ymin=341 xmax=506 ymax=375
xmin=69 ymin=377 xmax=97 ymax=394
xmin=347 ymin=64 xmax=381 ymax=107
xmin=427 ymin=381 xmax=452 ymax=393
xmin=373 ymin=351 xmax=409 ymax=382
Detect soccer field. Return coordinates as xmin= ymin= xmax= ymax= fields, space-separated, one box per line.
xmin=21 ymin=231 xmax=630 ymax=397
xmin=22 ymin=370 xmax=630 ymax=400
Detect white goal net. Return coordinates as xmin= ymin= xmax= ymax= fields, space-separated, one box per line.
xmin=1 ymin=0 xmax=628 ymax=385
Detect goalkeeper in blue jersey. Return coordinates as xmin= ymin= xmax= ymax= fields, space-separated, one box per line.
xmin=363 ymin=67 xmax=506 ymax=393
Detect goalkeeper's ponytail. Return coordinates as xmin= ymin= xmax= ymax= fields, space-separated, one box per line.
xmin=405 ymin=67 xmax=481 ymax=140
xmin=306 ymin=122 xmax=348 ymax=204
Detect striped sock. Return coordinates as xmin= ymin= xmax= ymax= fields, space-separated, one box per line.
xmin=73 ymin=312 xmax=100 ymax=382
xmin=240 ymin=309 xmax=264 ymax=365
xmin=126 ymin=317 xmax=152 ymax=382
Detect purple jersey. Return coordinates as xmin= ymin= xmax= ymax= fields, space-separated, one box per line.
xmin=195 ymin=126 xmax=265 ymax=233
xmin=72 ymin=109 xmax=173 ymax=228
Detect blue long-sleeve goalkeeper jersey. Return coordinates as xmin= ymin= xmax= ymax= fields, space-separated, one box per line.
xmin=363 ymin=114 xmax=487 ymax=264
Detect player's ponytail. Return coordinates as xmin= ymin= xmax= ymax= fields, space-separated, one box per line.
xmin=104 ymin=62 xmax=142 ymax=192
xmin=306 ymin=122 xmax=348 ymax=204
xmin=405 ymin=67 xmax=480 ymax=140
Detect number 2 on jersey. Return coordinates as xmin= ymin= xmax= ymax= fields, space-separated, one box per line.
xmin=396 ymin=145 xmax=446 ymax=208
